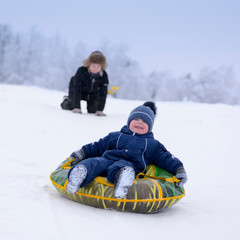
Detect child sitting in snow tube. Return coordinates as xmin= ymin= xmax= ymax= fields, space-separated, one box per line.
xmin=66 ymin=101 xmax=187 ymax=200
xmin=50 ymin=159 xmax=185 ymax=213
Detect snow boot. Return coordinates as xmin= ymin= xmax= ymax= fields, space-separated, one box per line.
xmin=66 ymin=164 xmax=87 ymax=194
xmin=61 ymin=96 xmax=71 ymax=110
xmin=63 ymin=95 xmax=68 ymax=101
xmin=114 ymin=166 xmax=135 ymax=199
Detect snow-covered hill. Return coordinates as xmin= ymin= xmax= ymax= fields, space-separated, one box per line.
xmin=1 ymin=84 xmax=240 ymax=240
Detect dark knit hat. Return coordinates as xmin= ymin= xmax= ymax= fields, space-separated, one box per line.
xmin=127 ymin=102 xmax=157 ymax=133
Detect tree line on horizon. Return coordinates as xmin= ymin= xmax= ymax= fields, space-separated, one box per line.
xmin=0 ymin=24 xmax=239 ymax=105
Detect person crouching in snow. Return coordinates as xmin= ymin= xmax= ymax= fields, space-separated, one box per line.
xmin=61 ymin=51 xmax=109 ymax=116
xmin=66 ymin=101 xmax=188 ymax=199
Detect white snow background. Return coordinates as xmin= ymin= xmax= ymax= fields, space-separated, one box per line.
xmin=1 ymin=84 xmax=240 ymax=240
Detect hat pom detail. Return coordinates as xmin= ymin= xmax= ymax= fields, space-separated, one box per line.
xmin=143 ymin=101 xmax=157 ymax=116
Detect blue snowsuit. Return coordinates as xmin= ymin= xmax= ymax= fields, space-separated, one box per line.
xmin=73 ymin=125 xmax=183 ymax=187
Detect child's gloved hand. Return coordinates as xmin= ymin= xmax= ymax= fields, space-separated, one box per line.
xmin=175 ymin=167 xmax=188 ymax=187
xmin=70 ymin=149 xmax=85 ymax=165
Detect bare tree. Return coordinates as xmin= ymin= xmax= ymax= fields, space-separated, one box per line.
xmin=0 ymin=24 xmax=13 ymax=81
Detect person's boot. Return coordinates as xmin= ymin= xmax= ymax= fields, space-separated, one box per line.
xmin=114 ymin=166 xmax=135 ymax=199
xmin=63 ymin=95 xmax=68 ymax=101
xmin=66 ymin=164 xmax=87 ymax=194
xmin=61 ymin=96 xmax=71 ymax=110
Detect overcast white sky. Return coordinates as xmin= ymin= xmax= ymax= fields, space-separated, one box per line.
xmin=1 ymin=0 xmax=240 ymax=77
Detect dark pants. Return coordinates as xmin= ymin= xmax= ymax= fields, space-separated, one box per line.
xmin=68 ymin=157 xmax=136 ymax=188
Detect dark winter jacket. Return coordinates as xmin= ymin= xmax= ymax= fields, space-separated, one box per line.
xmin=68 ymin=66 xmax=109 ymax=110
xmin=82 ymin=125 xmax=183 ymax=175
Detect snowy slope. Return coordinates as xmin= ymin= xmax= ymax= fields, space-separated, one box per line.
xmin=0 ymin=84 xmax=240 ymax=240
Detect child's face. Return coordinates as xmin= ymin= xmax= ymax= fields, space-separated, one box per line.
xmin=89 ymin=63 xmax=102 ymax=74
xmin=129 ymin=118 xmax=149 ymax=134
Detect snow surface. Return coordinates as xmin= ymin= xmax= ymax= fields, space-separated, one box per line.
xmin=1 ymin=84 xmax=240 ymax=240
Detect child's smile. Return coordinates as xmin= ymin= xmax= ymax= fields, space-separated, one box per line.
xmin=129 ymin=118 xmax=149 ymax=134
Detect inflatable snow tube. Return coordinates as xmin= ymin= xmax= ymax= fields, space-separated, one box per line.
xmin=50 ymin=158 xmax=185 ymax=214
